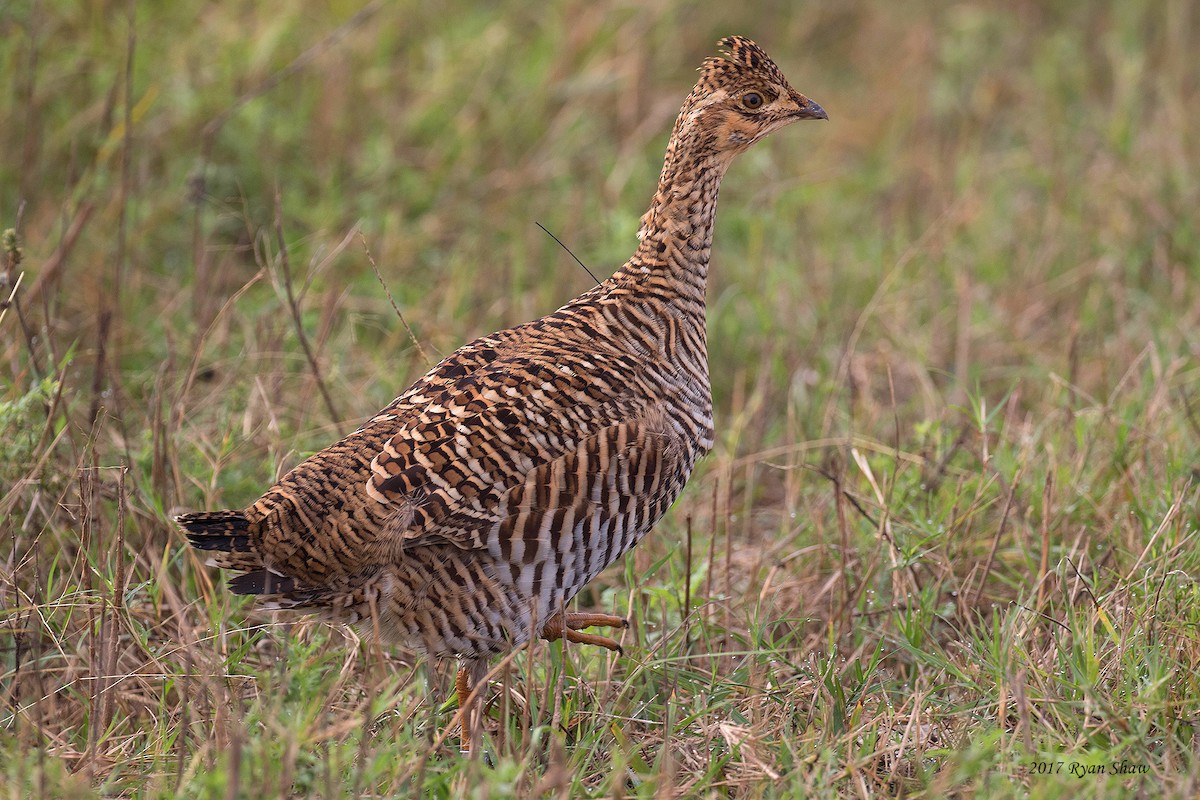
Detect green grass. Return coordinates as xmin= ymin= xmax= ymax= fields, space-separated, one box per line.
xmin=3 ymin=0 xmax=1199 ymax=796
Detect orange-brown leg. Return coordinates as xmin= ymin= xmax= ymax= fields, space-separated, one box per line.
xmin=455 ymin=663 xmax=485 ymax=755
xmin=542 ymin=611 xmax=629 ymax=655
xmin=455 ymin=667 xmax=471 ymax=709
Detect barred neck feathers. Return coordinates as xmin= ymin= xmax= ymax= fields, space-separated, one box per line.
xmin=617 ymin=36 xmax=827 ymax=306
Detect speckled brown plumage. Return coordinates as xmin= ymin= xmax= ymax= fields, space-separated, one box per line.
xmin=178 ymin=35 xmax=824 ymax=713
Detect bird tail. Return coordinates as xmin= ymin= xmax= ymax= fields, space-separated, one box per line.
xmin=176 ymin=509 xmax=265 ymax=576
xmin=177 ymin=509 xmax=251 ymax=549
xmin=176 ymin=510 xmax=329 ymax=607
xmin=177 ymin=509 xmax=318 ymax=603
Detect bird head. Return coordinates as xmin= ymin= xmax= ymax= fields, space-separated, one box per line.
xmin=675 ymin=36 xmax=826 ymax=158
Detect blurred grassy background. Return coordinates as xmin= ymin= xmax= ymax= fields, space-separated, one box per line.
xmin=2 ymin=0 xmax=1199 ymax=797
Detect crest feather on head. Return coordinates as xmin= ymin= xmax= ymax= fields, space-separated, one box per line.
xmin=696 ymin=36 xmax=790 ymax=91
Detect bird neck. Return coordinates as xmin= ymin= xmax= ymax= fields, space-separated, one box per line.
xmin=617 ymin=123 xmax=733 ymax=308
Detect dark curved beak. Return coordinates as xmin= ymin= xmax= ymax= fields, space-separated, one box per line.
xmin=795 ymin=97 xmax=828 ymax=121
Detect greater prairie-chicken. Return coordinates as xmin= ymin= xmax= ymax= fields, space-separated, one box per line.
xmin=178 ymin=35 xmax=824 ymax=739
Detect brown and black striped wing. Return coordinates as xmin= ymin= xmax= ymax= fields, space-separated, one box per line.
xmin=232 ymin=331 xmax=524 ymax=584
xmin=365 ymin=348 xmax=655 ymax=552
xmin=264 ymin=415 xmax=692 ymax=656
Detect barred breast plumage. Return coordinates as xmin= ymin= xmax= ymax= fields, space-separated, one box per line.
xmin=177 ymin=35 xmax=825 ymax=730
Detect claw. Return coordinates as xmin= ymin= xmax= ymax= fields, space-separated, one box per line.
xmin=542 ymin=611 xmax=628 ymax=654
xmin=564 ymin=627 xmax=624 ymax=655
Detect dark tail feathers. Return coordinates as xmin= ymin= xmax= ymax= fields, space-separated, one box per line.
xmin=227 ymin=569 xmax=298 ymax=595
xmin=177 ymin=510 xmax=307 ymax=598
xmin=176 ymin=510 xmax=253 ymax=553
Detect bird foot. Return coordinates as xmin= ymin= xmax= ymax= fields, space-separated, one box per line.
xmin=541 ymin=611 xmax=629 ymax=655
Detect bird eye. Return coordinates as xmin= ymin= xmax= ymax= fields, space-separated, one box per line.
xmin=742 ymin=92 xmax=764 ymax=110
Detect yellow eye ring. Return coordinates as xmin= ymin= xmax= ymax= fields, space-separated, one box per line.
xmin=742 ymin=92 xmax=764 ymax=110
